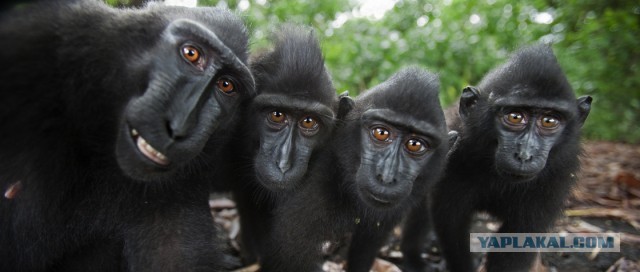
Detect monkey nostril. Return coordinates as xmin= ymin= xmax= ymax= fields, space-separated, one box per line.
xmin=515 ymin=152 xmax=533 ymax=162
xmin=376 ymin=174 xmax=397 ymax=185
xmin=165 ymin=121 xmax=174 ymax=139
xmin=165 ymin=120 xmax=189 ymax=140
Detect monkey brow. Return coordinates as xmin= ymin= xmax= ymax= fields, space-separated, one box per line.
xmin=362 ymin=109 xmax=443 ymax=143
xmin=252 ymin=94 xmax=336 ymax=120
xmin=492 ymin=97 xmax=576 ymax=118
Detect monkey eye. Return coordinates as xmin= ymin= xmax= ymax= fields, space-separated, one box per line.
xmin=216 ymin=77 xmax=235 ymax=95
xmin=269 ymin=111 xmax=286 ymax=124
xmin=504 ymin=112 xmax=527 ymax=126
xmin=299 ymin=116 xmax=320 ymax=136
xmin=371 ymin=127 xmax=391 ymax=142
xmin=299 ymin=116 xmax=318 ymax=130
xmin=539 ymin=116 xmax=560 ymax=129
xmin=181 ymin=45 xmax=202 ymax=64
xmin=405 ymin=138 xmax=428 ymax=155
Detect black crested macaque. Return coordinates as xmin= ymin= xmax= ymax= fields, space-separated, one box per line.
xmin=261 ymin=67 xmax=448 ymax=272
xmin=0 ymin=1 xmax=255 ymax=271
xmin=403 ymin=45 xmax=592 ymax=272
xmin=229 ymin=25 xmax=340 ymax=264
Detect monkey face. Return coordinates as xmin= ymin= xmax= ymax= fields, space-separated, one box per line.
xmin=355 ymin=109 xmax=442 ymax=209
xmin=250 ymin=95 xmax=336 ymax=191
xmin=116 ymin=19 xmax=254 ymax=182
xmin=493 ymin=108 xmax=566 ymax=181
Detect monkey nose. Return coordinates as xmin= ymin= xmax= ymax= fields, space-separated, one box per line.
xmin=515 ymin=150 xmax=533 ymax=162
xmin=376 ymin=174 xmax=397 ymax=185
xmin=277 ymin=160 xmax=291 ymax=173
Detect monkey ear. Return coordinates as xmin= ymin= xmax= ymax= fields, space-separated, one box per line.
xmin=337 ymin=91 xmax=355 ymax=121
xmin=459 ymin=86 xmax=480 ymax=121
xmin=576 ymin=95 xmax=592 ymax=127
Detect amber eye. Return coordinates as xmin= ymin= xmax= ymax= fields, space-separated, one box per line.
xmin=217 ymin=77 xmax=235 ymax=94
xmin=269 ymin=111 xmax=286 ymax=123
xmin=540 ymin=116 xmax=559 ymax=129
xmin=181 ymin=45 xmax=201 ymax=63
xmin=299 ymin=116 xmax=318 ymax=129
xmin=372 ymin=127 xmax=390 ymax=142
xmin=505 ymin=112 xmax=526 ymax=125
xmin=405 ymin=138 xmax=428 ymax=154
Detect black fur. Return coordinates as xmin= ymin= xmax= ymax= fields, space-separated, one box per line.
xmin=224 ymin=25 xmax=339 ymax=264
xmin=261 ymin=67 xmax=448 ymax=272
xmin=0 ymin=1 xmax=254 ymax=270
xmin=401 ymin=45 xmax=592 ymax=272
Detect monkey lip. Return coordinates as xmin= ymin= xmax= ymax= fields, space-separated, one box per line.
xmin=368 ymin=192 xmax=392 ymax=205
xmin=497 ymin=168 xmax=537 ymax=181
xmin=131 ymin=129 xmax=170 ymax=166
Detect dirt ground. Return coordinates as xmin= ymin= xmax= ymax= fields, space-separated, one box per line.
xmin=211 ymin=141 xmax=640 ymax=272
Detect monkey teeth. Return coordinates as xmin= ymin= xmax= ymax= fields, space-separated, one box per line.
xmin=132 ymin=129 xmax=170 ymax=166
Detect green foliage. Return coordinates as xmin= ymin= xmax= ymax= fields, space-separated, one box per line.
xmin=105 ymin=0 xmax=144 ymax=7
xmin=198 ymin=0 xmax=351 ymax=49
xmin=552 ymin=0 xmax=640 ymax=142
xmin=196 ymin=0 xmax=639 ymax=142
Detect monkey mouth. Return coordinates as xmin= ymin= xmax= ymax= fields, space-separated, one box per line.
xmin=130 ymin=128 xmax=170 ymax=166
xmin=361 ymin=188 xmax=401 ymax=209
xmin=356 ymin=180 xmax=401 ymax=209
xmin=368 ymin=193 xmax=392 ymax=205
xmin=496 ymin=168 xmax=537 ymax=182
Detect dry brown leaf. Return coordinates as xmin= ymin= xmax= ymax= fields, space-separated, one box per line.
xmin=614 ymin=172 xmax=640 ymax=189
xmin=371 ymin=258 xmax=402 ymax=272
xmin=565 ymin=208 xmax=640 ymax=221
xmin=231 ymin=263 xmax=259 ymax=272
xmin=606 ymin=257 xmax=640 ymax=272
